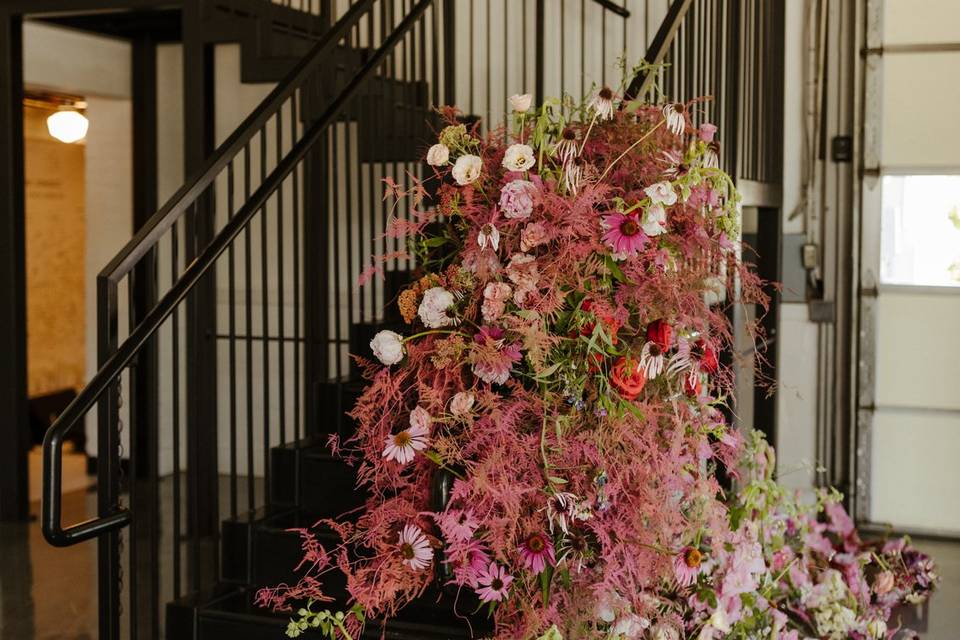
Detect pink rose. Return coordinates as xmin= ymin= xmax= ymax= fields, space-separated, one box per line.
xmin=520 ymin=222 xmax=548 ymax=251
xmin=699 ymin=122 xmax=718 ymax=142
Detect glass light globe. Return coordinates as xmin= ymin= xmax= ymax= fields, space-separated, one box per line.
xmin=46 ymin=110 xmax=89 ymax=143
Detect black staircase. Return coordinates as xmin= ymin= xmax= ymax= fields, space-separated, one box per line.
xmin=39 ymin=1 xmax=783 ymax=638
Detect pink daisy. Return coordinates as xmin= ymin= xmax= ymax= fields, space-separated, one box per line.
xmin=470 ymin=326 xmax=522 ymax=385
xmin=518 ymin=532 xmax=556 ymax=575
xmin=673 ymin=546 xmax=704 ymax=587
xmin=475 ymin=562 xmax=513 ymax=602
xmin=397 ymin=524 xmax=432 ymax=570
xmin=382 ymin=406 xmax=430 ymax=464
xmin=447 ymin=538 xmax=491 ymax=587
xmin=602 ymin=212 xmax=649 ymax=257
xmin=436 ymin=508 xmax=479 ymax=542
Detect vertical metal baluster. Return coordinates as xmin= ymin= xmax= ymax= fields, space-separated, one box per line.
xmin=522 ymin=0 xmax=528 ymax=91
xmin=244 ymin=143 xmax=255 ymax=512
xmin=188 ymin=202 xmax=200 ymax=595
xmin=469 ymin=0 xmax=475 ymax=113
xmin=127 ymin=270 xmax=139 ymax=640
xmin=345 ymin=97 xmax=355 ymax=357
xmin=503 ymin=0 xmax=508 ymax=135
xmin=560 ymin=0 xmax=566 ymax=97
xmin=601 ymin=4 xmax=606 ymax=88
xmin=260 ymin=127 xmax=271 ymax=500
xmin=485 ymin=0 xmax=491 ymax=128
xmin=291 ymin=94 xmax=302 ymax=444
xmin=276 ymin=110 xmax=287 ymax=447
xmin=580 ymin=0 xmax=585 ymax=99
xmin=227 ymin=160 xmax=238 ymax=518
xmin=171 ymin=220 xmax=181 ymax=599
xmin=329 ymin=112 xmax=343 ymax=384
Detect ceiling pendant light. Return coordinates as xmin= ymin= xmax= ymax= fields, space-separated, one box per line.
xmin=46 ymin=109 xmax=89 ymax=144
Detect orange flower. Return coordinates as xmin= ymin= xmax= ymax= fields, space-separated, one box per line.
xmin=610 ymin=357 xmax=646 ymax=400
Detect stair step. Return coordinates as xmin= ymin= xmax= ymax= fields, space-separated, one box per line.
xmin=171 ymin=584 xmax=489 ymax=640
xmin=269 ymin=437 xmax=367 ymax=514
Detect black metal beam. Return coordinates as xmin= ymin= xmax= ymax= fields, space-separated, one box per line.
xmin=182 ymin=1 xmax=220 ymax=589
xmin=0 ymin=10 xmax=29 ymax=523
xmin=3 ymin=0 xmax=179 ymax=17
xmin=130 ymin=32 xmax=160 ymax=640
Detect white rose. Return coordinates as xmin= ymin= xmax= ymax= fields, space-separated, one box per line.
xmin=509 ymin=93 xmax=533 ymax=112
xmin=644 ymin=180 xmax=678 ymax=206
xmin=409 ymin=404 xmax=431 ymax=430
xmin=641 ymin=203 xmax=667 ymax=236
xmin=702 ymin=275 xmax=726 ymax=307
xmin=426 ymin=143 xmax=450 ymax=166
xmin=449 ymin=392 xmax=475 ymax=417
xmin=417 ymin=287 xmax=456 ymax=328
xmin=370 ymin=330 xmax=405 ymax=365
xmin=451 ymin=154 xmax=482 ymax=185
xmin=502 ymin=143 xmax=536 ymax=172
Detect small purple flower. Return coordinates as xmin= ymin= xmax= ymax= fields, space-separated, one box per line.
xmin=498 ymin=179 xmax=536 ymax=219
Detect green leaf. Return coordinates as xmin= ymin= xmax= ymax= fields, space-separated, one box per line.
xmin=540 ymin=565 xmax=554 ymax=606
xmin=422 ymin=236 xmax=449 ymax=247
xmin=548 ymin=476 xmax=568 ymax=484
xmin=604 ymin=255 xmax=630 ymax=284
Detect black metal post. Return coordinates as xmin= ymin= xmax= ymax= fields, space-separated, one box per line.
xmin=0 ymin=9 xmax=29 ymax=524
xmin=182 ymin=3 xmax=220 ymax=589
xmin=534 ymin=0 xmax=544 ymax=106
xmin=130 ymin=33 xmax=160 ymax=640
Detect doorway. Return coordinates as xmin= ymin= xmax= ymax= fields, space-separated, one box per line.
xmin=23 ymin=94 xmax=93 ymax=502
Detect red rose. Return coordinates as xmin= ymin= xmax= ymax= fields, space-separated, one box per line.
xmin=610 ymin=357 xmax=647 ymax=400
xmin=697 ymin=340 xmax=719 ymax=374
xmin=646 ymin=319 xmax=672 ymax=351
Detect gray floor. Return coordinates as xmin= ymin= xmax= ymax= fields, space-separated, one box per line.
xmin=2 ymin=486 xmax=959 ymax=639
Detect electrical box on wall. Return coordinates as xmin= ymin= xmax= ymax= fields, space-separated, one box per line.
xmin=780 ymin=234 xmax=809 ymax=302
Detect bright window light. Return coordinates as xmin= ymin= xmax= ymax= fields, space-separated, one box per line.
xmin=881 ymin=175 xmax=960 ymax=287
xmin=46 ymin=109 xmax=89 ymax=144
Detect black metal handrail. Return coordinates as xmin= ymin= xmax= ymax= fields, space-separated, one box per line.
xmin=42 ymin=0 xmax=435 ymax=548
xmin=623 ymin=0 xmax=692 ymax=102
xmin=98 ymin=0 xmax=373 ymax=285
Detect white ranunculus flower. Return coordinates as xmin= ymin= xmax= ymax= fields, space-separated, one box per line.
xmin=644 ymin=180 xmax=678 ymax=206
xmin=702 ymin=275 xmax=727 ymax=306
xmin=502 ymin=143 xmax=536 ymax=172
xmin=369 ymin=330 xmax=404 ymax=366
xmin=426 ymin=143 xmax=450 ymax=166
xmin=451 ymin=154 xmax=482 ymax=185
xmin=417 ymin=287 xmax=456 ymax=328
xmin=641 ymin=203 xmax=667 ymax=236
xmin=509 ymin=93 xmax=533 ymax=112
xmin=449 ymin=391 xmax=475 ymax=417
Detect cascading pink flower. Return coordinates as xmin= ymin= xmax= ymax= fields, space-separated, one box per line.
xmin=476 ymin=562 xmax=514 ymax=602
xmin=518 ymin=532 xmax=556 ymax=575
xmin=673 ymin=546 xmax=704 ymax=587
xmin=470 ymin=326 xmax=522 ymax=385
xmin=602 ymin=212 xmax=649 ymax=257
xmin=435 ymin=508 xmax=480 ymax=542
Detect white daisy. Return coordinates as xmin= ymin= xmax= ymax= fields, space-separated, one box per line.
xmin=382 ymin=406 xmax=431 ymax=464
xmin=662 ymin=102 xmax=687 ymax=135
xmin=589 ymin=86 xmax=616 ymax=121
xmin=477 ymin=222 xmax=500 ymax=252
xmin=639 ymin=341 xmax=666 ymax=379
xmin=397 ymin=524 xmax=432 ymax=570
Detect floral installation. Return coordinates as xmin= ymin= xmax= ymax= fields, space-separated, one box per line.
xmin=256 ymin=87 xmax=937 ymax=639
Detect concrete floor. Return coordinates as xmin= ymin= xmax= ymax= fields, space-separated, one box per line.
xmin=1 ymin=482 xmax=958 ymax=639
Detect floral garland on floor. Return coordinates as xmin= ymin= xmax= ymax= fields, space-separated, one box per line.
xmin=256 ymin=88 xmax=937 ymax=639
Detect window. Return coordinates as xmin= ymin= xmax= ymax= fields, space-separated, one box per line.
xmin=881 ymin=174 xmax=960 ymax=287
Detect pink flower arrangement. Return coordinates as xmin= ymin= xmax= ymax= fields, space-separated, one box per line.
xmin=257 ymin=92 xmax=936 ymax=640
